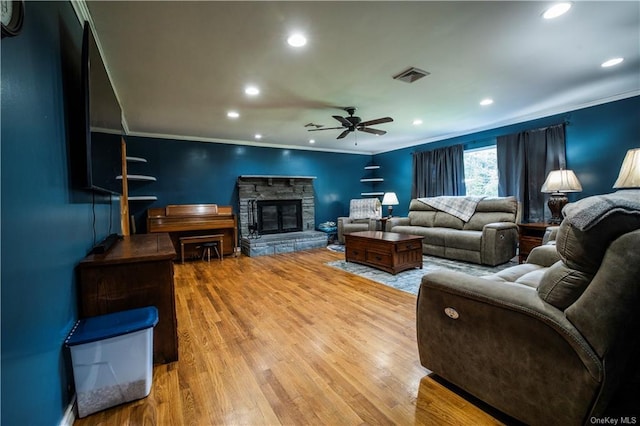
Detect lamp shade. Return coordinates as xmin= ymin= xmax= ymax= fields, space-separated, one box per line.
xmin=381 ymin=192 xmax=399 ymax=205
xmin=613 ymin=148 xmax=640 ymax=189
xmin=541 ymin=169 xmax=583 ymax=193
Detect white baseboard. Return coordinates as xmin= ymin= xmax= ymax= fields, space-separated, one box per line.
xmin=60 ymin=395 xmax=76 ymax=426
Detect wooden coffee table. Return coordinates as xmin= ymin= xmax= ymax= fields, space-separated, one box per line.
xmin=344 ymin=231 xmax=423 ymax=275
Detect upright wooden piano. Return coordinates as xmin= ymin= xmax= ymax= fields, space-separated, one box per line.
xmin=147 ymin=204 xmax=238 ymax=258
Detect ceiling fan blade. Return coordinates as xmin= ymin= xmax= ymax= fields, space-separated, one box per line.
xmin=332 ymin=115 xmax=351 ymax=127
xmin=359 ymin=117 xmax=393 ymax=127
xmin=307 ymin=127 xmax=345 ymax=132
xmin=337 ymin=129 xmax=352 ymax=139
xmin=358 ymin=127 xmax=387 ymax=136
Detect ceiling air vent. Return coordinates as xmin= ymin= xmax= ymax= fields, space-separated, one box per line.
xmin=393 ymin=67 xmax=430 ymax=83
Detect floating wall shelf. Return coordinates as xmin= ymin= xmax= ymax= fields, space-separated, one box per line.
xmin=117 ymin=174 xmax=157 ymax=182
xmin=126 ymin=156 xmax=147 ymax=163
xmin=128 ymin=195 xmax=158 ymax=201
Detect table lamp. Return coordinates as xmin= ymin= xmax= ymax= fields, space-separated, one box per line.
xmin=613 ymin=148 xmax=640 ymax=189
xmin=381 ymin=192 xmax=399 ymax=217
xmin=541 ymin=169 xmax=582 ymax=224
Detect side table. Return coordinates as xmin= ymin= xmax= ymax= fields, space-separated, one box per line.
xmin=517 ymin=222 xmax=550 ymax=264
xmin=317 ymin=226 xmax=338 ymax=244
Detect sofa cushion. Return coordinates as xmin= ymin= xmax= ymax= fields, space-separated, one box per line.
xmin=443 ymin=229 xmax=482 ymax=251
xmin=408 ymin=210 xmax=436 ymax=227
xmin=350 ymin=218 xmax=373 ymax=224
xmin=483 ymin=263 xmax=547 ymax=289
xmin=537 ymin=261 xmax=593 ymax=309
xmin=390 ymin=225 xmax=439 ymax=240
xmin=392 ymin=226 xmax=446 ymax=244
xmin=434 ymin=212 xmax=464 ymax=229
xmin=475 ymin=196 xmax=518 ymax=214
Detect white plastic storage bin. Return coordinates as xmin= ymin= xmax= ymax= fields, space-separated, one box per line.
xmin=65 ymin=306 xmax=158 ymax=418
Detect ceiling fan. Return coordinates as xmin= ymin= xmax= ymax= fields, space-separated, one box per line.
xmin=308 ymin=107 xmax=393 ymax=139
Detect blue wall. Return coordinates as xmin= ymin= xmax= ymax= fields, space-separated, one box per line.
xmin=1 ymin=2 xmax=119 ymax=424
xmin=125 ymin=136 xmax=372 ymax=232
xmin=374 ymin=96 xmax=640 ymax=217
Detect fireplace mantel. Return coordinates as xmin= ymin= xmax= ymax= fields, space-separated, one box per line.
xmin=238 ymin=175 xmax=316 ymax=179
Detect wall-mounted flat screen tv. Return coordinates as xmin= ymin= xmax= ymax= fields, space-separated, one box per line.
xmin=81 ymin=20 xmax=123 ymax=195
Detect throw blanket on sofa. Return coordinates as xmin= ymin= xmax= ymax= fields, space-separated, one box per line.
xmin=417 ymin=196 xmax=485 ymax=222
xmin=564 ymin=190 xmax=640 ymax=231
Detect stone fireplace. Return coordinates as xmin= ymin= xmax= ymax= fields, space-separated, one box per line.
xmin=236 ymin=175 xmax=327 ymax=256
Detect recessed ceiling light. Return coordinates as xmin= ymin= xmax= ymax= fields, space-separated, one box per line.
xmin=227 ymin=111 xmax=239 ymax=119
xmin=287 ymin=33 xmax=307 ymax=47
xmin=309 ymin=139 xmax=315 ymax=144
xmin=254 ymin=134 xmax=262 ymax=139
xmin=480 ymin=98 xmax=494 ymax=106
xmin=413 ymin=119 xmax=423 ymax=126
xmin=601 ymin=57 xmax=624 ymax=68
xmin=245 ymin=86 xmax=260 ymax=96
xmin=543 ymin=2 xmax=572 ymax=19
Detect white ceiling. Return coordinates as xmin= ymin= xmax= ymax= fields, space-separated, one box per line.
xmin=84 ymin=1 xmax=640 ymax=155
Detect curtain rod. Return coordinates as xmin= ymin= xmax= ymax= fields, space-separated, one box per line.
xmin=409 ymin=120 xmax=571 ymax=155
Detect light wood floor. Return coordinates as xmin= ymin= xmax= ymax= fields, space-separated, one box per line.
xmin=74 ymin=248 xmax=507 ymax=425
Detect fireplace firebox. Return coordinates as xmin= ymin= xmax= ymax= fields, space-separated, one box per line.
xmin=257 ymin=200 xmax=303 ymax=234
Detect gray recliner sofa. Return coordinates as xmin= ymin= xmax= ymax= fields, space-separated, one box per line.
xmin=416 ymin=191 xmax=640 ymax=425
xmin=386 ymin=196 xmax=518 ymax=266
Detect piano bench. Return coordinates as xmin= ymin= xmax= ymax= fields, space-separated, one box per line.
xmin=179 ymin=234 xmax=224 ymax=263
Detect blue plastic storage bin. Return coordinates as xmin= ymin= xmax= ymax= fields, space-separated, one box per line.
xmin=65 ymin=306 xmax=158 ymax=418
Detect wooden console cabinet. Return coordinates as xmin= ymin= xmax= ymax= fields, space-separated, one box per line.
xmin=76 ymin=233 xmax=178 ymax=364
xmin=345 ymin=231 xmax=423 ymax=275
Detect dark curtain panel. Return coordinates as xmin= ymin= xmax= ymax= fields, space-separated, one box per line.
xmin=497 ymin=123 xmax=566 ymax=222
xmin=412 ymin=144 xmax=466 ymax=198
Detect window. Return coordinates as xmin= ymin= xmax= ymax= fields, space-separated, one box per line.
xmin=464 ymin=145 xmax=498 ymax=197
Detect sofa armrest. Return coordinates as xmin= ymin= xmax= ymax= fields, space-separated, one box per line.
xmin=543 ymin=225 xmax=560 ymax=244
xmin=386 ymin=216 xmax=410 ymax=231
xmin=337 ymin=216 xmax=349 ymax=243
xmin=481 ymin=222 xmax=518 ymax=266
xmin=526 ymin=244 xmax=561 ymax=267
xmin=417 ymin=270 xmax=602 ymax=424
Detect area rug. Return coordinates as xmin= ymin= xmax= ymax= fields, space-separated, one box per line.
xmin=327 ymin=253 xmax=516 ymax=295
